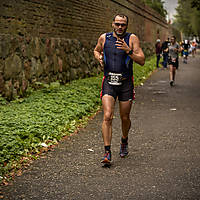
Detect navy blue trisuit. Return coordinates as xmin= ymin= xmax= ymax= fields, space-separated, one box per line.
xmin=101 ymin=32 xmax=135 ymax=101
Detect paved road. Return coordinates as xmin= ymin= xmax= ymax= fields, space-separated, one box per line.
xmin=1 ymin=54 xmax=200 ymax=199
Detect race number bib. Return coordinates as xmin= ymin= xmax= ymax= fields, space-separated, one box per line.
xmin=172 ymin=58 xmax=176 ymax=63
xmin=108 ymin=72 xmax=123 ymax=85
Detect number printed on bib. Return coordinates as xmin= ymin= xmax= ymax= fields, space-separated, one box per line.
xmin=108 ymin=72 xmax=123 ymax=85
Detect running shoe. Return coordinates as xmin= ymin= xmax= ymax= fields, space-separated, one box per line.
xmin=170 ymin=80 xmax=174 ymax=87
xmin=101 ymin=151 xmax=111 ymax=164
xmin=120 ymin=143 xmax=128 ymax=158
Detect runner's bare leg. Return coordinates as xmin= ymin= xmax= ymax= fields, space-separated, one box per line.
xmin=102 ymin=95 xmax=115 ymax=146
xmin=119 ymin=100 xmax=132 ymax=139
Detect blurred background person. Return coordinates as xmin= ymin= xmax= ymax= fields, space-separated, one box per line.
xmin=161 ymin=37 xmax=170 ymax=69
xmin=182 ymin=40 xmax=190 ymax=64
xmin=168 ymin=36 xmax=181 ymax=86
xmin=155 ymin=39 xmax=162 ymax=68
xmin=191 ymin=40 xmax=197 ymax=57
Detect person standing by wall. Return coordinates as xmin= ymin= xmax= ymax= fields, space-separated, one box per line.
xmin=168 ymin=36 xmax=181 ymax=86
xmin=94 ymin=14 xmax=145 ymax=165
xmin=155 ymin=39 xmax=162 ymax=68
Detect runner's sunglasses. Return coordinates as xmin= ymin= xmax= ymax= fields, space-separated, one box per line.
xmin=114 ymin=23 xmax=127 ymax=27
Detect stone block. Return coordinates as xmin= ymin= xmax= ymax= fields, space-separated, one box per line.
xmin=0 ymin=73 xmax=5 ymax=93
xmin=35 ymin=59 xmax=43 ymax=78
xmin=70 ymin=68 xmax=78 ymax=81
xmin=4 ymin=80 xmax=13 ymax=100
xmin=0 ymin=36 xmax=11 ymax=59
xmin=0 ymin=59 xmax=4 ymax=73
xmin=4 ymin=54 xmax=22 ymax=80
xmin=23 ymin=59 xmax=32 ymax=80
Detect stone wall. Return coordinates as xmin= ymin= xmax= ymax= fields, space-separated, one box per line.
xmin=0 ymin=0 xmax=169 ymax=99
xmin=0 ymin=0 xmax=169 ymax=42
xmin=0 ymin=35 xmax=99 ymax=100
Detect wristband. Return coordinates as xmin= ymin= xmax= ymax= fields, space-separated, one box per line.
xmin=128 ymin=49 xmax=133 ymax=55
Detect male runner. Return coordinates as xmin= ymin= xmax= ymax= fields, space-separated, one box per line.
xmin=168 ymin=36 xmax=181 ymax=86
xmin=94 ymin=14 xmax=145 ymax=164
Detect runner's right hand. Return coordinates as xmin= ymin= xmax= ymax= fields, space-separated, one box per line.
xmin=99 ymin=53 xmax=104 ymax=69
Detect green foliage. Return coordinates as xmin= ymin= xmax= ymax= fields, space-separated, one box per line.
xmin=191 ymin=0 xmax=200 ymax=10
xmin=0 ymin=95 xmax=7 ymax=105
xmin=142 ymin=0 xmax=167 ymax=18
xmin=174 ymin=0 xmax=200 ymax=38
xmin=0 ymin=56 xmax=157 ymax=182
xmin=0 ymin=77 xmax=102 ymax=180
xmin=133 ymin=56 xmax=157 ymax=85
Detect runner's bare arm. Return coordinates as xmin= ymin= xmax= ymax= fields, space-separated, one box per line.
xmin=129 ymin=34 xmax=145 ymax=66
xmin=94 ymin=34 xmax=106 ymax=68
xmin=178 ymin=45 xmax=182 ymax=53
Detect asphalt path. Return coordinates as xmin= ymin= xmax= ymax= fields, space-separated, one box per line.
xmin=1 ymin=53 xmax=200 ymax=199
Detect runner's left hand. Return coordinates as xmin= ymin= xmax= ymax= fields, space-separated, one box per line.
xmin=115 ymin=38 xmax=130 ymax=53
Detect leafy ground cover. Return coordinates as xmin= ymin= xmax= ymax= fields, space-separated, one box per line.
xmin=0 ymin=56 xmax=157 ymax=183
